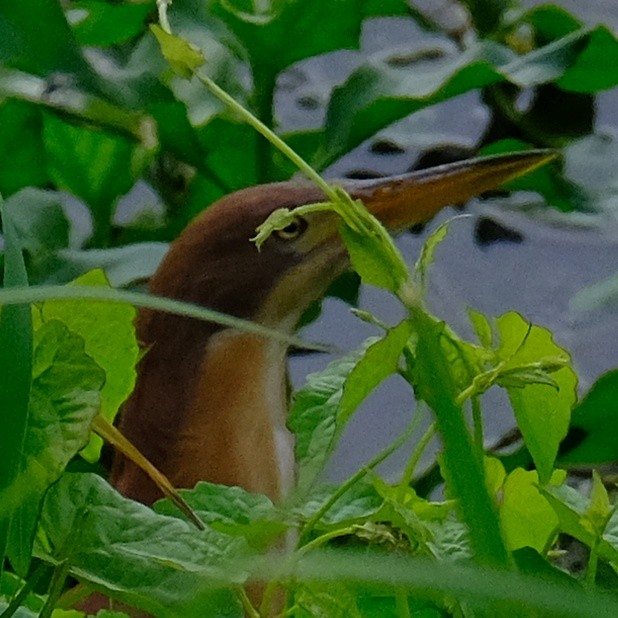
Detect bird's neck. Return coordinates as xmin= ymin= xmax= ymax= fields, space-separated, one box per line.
xmin=169 ymin=330 xmax=294 ymax=499
xmin=113 ymin=325 xmax=294 ymax=504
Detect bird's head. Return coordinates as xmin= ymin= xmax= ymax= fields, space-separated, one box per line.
xmin=149 ymin=150 xmax=555 ymax=335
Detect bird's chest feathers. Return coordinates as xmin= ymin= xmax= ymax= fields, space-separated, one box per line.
xmin=169 ymin=330 xmax=295 ymax=502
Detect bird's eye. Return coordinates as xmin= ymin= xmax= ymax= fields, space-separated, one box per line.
xmin=273 ymin=216 xmax=308 ymax=241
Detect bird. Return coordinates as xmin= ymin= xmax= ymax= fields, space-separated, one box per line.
xmin=110 ymin=150 xmax=554 ymax=507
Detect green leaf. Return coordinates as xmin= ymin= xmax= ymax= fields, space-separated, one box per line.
xmin=468 ymin=308 xmax=493 ymax=349
xmin=294 ymin=479 xmax=383 ymax=528
xmin=322 ymin=28 xmax=618 ymax=166
xmin=561 ymin=369 xmax=618 ymax=465
xmin=41 ymin=270 xmax=139 ymax=462
xmin=415 ymin=217 xmax=460 ymax=292
xmin=148 ymin=101 xmax=206 ymax=171
xmin=290 ymin=321 xmax=412 ymax=494
xmin=524 ymin=5 xmax=582 ymax=42
xmin=495 ymin=312 xmax=577 ymax=483
xmin=0 ymin=0 xmax=101 ymax=94
xmin=50 ymin=243 xmax=169 ymax=288
xmin=150 ymin=24 xmax=205 ymax=79
xmin=154 ymin=481 xmax=286 ymax=550
xmin=68 ymin=0 xmax=154 ymax=47
xmin=1 ymin=570 xmax=89 ymax=617
xmin=2 ymin=188 xmax=71 ymax=283
xmin=512 ymin=547 xmax=581 ymax=589
xmin=198 ymin=118 xmax=259 ymax=190
xmin=0 ymin=66 xmax=156 ymax=146
xmin=542 ymin=484 xmax=618 ymax=565
xmin=208 ymin=0 xmax=367 ymax=75
xmin=0 ymin=198 xmax=33 ymax=571
xmin=499 ymin=468 xmax=564 ymax=553
xmin=557 ymin=27 xmax=618 ymax=93
xmin=585 ymin=471 xmax=615 ymax=536
xmin=338 ymin=320 xmax=413 ymax=424
xmin=372 ymin=478 xmax=464 ymax=561
xmin=40 ymin=473 xmax=245 ymax=617
xmin=259 ymin=549 xmax=618 ymax=617
xmin=338 ymin=217 xmax=409 ymax=294
xmin=42 ymin=113 xmax=138 ymax=243
xmin=461 ymin=0 xmax=509 ymax=36
xmin=0 ymin=101 xmax=48 ymax=196
xmin=4 ymin=320 xmax=104 ymax=574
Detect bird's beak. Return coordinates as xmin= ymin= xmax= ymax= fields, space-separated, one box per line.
xmin=343 ymin=150 xmax=558 ymax=231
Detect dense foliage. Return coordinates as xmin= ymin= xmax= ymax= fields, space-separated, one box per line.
xmin=1 ymin=1 xmax=618 ymax=616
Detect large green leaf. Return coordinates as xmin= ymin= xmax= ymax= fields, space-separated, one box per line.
xmin=49 ymin=243 xmax=169 ymax=287
xmin=0 ymin=0 xmax=101 ymax=93
xmin=321 ymin=27 xmax=618 ymax=167
xmin=542 ymin=483 xmax=618 ymax=567
xmin=495 ymin=312 xmax=577 ymax=483
xmin=42 ymin=113 xmax=140 ymax=244
xmin=4 ymin=320 xmax=104 ymax=574
xmin=2 ymin=189 xmax=71 ymax=283
xmin=68 ymin=0 xmax=154 ymax=47
xmin=40 ymin=473 xmax=245 ymax=617
xmin=499 ymin=468 xmax=564 ymax=553
xmin=523 ymin=5 xmax=582 ymax=42
xmin=560 ymin=369 xmax=618 ymax=465
xmin=0 ymin=199 xmax=33 ymax=571
xmin=293 ymin=479 xmax=384 ymax=529
xmin=154 ymin=481 xmax=286 ymax=550
xmin=289 ymin=321 xmax=412 ymax=494
xmin=0 ymin=66 xmax=156 ymax=146
xmin=207 ymin=0 xmax=367 ymax=74
xmin=198 ymin=117 xmax=259 ymax=190
xmin=41 ymin=270 xmax=139 ymax=462
xmin=0 ymin=101 xmax=48 ymax=196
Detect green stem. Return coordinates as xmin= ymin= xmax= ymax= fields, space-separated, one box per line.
xmin=471 ymin=396 xmax=484 ymax=459
xmin=194 ymin=73 xmax=339 ymax=203
xmin=260 ymin=526 xmax=358 ymax=615
xmin=0 ymin=564 xmax=48 ymax=618
xmin=156 ymin=0 xmax=172 ymax=33
xmin=585 ymin=541 xmax=599 ymax=587
xmin=409 ymin=307 xmax=510 ymax=569
xmin=397 ymin=417 xmax=436 ymax=501
xmin=39 ymin=560 xmax=70 ymax=618
xmin=299 ymin=417 xmax=419 ymax=544
xmin=298 ymin=527 xmax=357 ymax=557
xmin=237 ymin=586 xmax=261 ymax=618
xmin=395 ymin=588 xmax=411 ymax=618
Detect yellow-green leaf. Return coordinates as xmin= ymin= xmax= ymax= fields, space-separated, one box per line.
xmin=41 ymin=270 xmax=139 ymax=462
xmin=150 ymin=24 xmax=204 ymax=79
xmin=495 ymin=312 xmax=577 ymax=482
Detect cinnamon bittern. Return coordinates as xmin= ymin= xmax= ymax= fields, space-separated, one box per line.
xmin=111 ymin=151 xmax=553 ymax=506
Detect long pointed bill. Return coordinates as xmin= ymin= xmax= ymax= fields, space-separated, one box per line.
xmin=344 ymin=150 xmax=558 ymax=230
